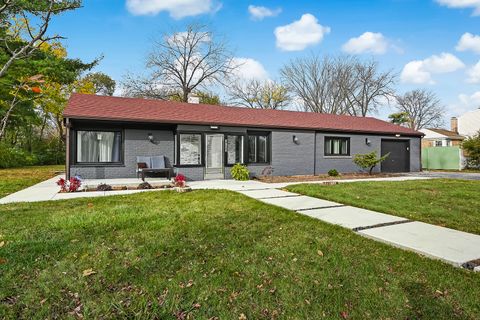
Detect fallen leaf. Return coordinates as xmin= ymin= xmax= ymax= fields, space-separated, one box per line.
xmin=193 ymin=303 xmax=201 ymax=309
xmin=0 ymin=241 xmax=4 ymax=247
xmin=82 ymin=268 xmax=96 ymax=277
xmin=340 ymin=311 xmax=349 ymax=319
xmin=239 ymin=314 xmax=247 ymax=320
xmin=0 ymin=258 xmax=7 ymax=264
xmin=317 ymin=250 xmax=324 ymax=257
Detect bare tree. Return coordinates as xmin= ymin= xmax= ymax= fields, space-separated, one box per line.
xmin=122 ymin=24 xmax=238 ymax=102
xmin=280 ymin=55 xmax=396 ymax=116
xmin=344 ymin=60 xmax=396 ymax=116
xmin=394 ymin=89 xmax=445 ymax=130
xmin=281 ymin=55 xmax=335 ymax=113
xmin=228 ymin=79 xmax=290 ymax=109
xmin=0 ymin=0 xmax=81 ymax=78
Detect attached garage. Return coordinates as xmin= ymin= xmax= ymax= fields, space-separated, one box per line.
xmin=381 ymin=140 xmax=410 ymax=172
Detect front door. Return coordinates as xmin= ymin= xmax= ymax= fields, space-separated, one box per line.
xmin=205 ymin=134 xmax=224 ymax=179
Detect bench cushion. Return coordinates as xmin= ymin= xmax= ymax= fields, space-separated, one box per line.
xmin=136 ymin=156 xmax=151 ymax=168
xmin=150 ymin=156 xmax=165 ymax=169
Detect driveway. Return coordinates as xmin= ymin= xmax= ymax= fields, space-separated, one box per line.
xmin=411 ymin=171 xmax=480 ymax=181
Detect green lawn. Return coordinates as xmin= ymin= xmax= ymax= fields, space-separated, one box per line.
xmin=0 ymin=165 xmax=63 ymax=198
xmin=1 ymin=190 xmax=479 ymax=319
xmin=286 ymin=179 xmax=480 ymax=235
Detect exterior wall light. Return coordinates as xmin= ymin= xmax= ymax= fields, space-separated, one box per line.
xmin=210 ymin=125 xmax=219 ymax=130
xmin=365 ymin=138 xmax=371 ymax=146
xmin=395 ymin=134 xmax=401 ymax=137
xmin=293 ymin=135 xmax=299 ymax=144
xmin=148 ymin=133 xmax=154 ymax=143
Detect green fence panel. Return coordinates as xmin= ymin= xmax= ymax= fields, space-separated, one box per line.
xmin=422 ymin=146 xmax=461 ymax=170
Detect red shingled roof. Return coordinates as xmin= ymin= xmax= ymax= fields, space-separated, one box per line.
xmin=64 ymin=94 xmax=423 ymax=136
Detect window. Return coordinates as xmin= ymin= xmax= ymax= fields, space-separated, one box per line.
xmin=325 ymin=137 xmax=350 ymax=156
xmin=248 ymin=133 xmax=269 ymax=163
xmin=226 ymin=135 xmax=244 ymax=165
xmin=434 ymin=140 xmax=443 ymax=147
xmin=179 ymin=134 xmax=202 ymax=165
xmin=76 ymin=130 xmax=122 ymax=163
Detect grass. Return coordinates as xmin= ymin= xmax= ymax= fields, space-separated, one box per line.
xmin=1 ymin=190 xmax=479 ymax=319
xmin=286 ymin=179 xmax=480 ymax=235
xmin=0 ymin=165 xmax=63 ymax=198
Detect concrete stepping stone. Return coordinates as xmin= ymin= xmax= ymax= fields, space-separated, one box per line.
xmin=238 ymin=189 xmax=298 ymax=199
xmin=300 ymin=206 xmax=408 ymax=230
xmin=260 ymin=195 xmax=341 ymax=211
xmin=359 ymin=221 xmax=480 ymax=266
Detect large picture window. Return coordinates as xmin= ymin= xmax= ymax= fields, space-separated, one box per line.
xmin=226 ymin=135 xmax=244 ymax=165
xmin=76 ymin=131 xmax=122 ymax=163
xmin=325 ymin=137 xmax=350 ymax=156
xmin=179 ymin=134 xmax=202 ymax=165
xmin=248 ymin=133 xmax=269 ymax=163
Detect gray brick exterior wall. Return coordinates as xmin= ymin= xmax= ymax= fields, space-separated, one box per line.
xmin=271 ymin=130 xmax=315 ymax=176
xmin=70 ymin=129 xmax=174 ymax=179
xmin=315 ymin=133 xmax=421 ymax=174
xmin=68 ymin=124 xmax=421 ymax=180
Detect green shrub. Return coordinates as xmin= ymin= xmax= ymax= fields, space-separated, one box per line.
xmin=462 ymin=131 xmax=480 ymax=168
xmin=328 ymin=169 xmax=339 ymax=177
xmin=0 ymin=143 xmax=38 ymax=168
xmin=230 ymin=163 xmax=250 ymax=181
xmin=353 ymin=152 xmax=389 ymax=175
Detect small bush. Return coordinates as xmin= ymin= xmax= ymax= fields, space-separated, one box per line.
xmin=353 ymin=152 xmax=389 ymax=175
xmin=328 ymin=169 xmax=339 ymax=177
xmin=231 ymin=163 xmax=249 ymax=181
xmin=56 ymin=176 xmax=82 ymax=192
xmin=138 ymin=182 xmax=153 ymax=190
xmin=96 ymin=184 xmax=112 ymax=191
xmin=174 ymin=173 xmax=186 ymax=187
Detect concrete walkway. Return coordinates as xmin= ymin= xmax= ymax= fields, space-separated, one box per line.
xmin=0 ymin=176 xmax=171 ymax=204
xmin=242 ymin=188 xmax=480 ymax=269
xmin=1 ymin=174 xmax=479 ymax=269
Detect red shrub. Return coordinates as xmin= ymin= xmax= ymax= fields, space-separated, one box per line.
xmin=174 ymin=173 xmax=186 ymax=187
xmin=56 ymin=176 xmax=82 ymax=192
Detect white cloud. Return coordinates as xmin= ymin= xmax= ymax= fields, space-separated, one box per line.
xmin=126 ymin=0 xmax=220 ymax=19
xmin=456 ymin=32 xmax=480 ymax=53
xmin=452 ymin=91 xmax=480 ymax=115
xmin=342 ymin=32 xmax=389 ymax=55
xmin=436 ymin=0 xmax=480 ymax=15
xmin=459 ymin=91 xmax=480 ymax=106
xmin=274 ymin=14 xmax=330 ymax=51
xmin=248 ymin=5 xmax=281 ymax=20
xmin=467 ymin=60 xmax=480 ymax=82
xmin=401 ymin=53 xmax=465 ymax=84
xmin=231 ymin=57 xmax=269 ymax=81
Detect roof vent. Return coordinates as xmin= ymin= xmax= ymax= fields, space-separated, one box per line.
xmin=188 ymin=93 xmax=200 ymax=104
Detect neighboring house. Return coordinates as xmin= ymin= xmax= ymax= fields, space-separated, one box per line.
xmin=63 ymin=94 xmax=423 ymax=181
xmin=455 ymin=108 xmax=480 ymax=138
xmin=419 ymin=128 xmax=465 ymax=148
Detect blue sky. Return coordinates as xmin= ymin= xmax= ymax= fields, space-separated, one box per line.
xmin=49 ymin=0 xmax=480 ymax=123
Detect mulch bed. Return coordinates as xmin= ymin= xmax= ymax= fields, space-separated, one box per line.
xmin=254 ymin=173 xmax=402 ymax=183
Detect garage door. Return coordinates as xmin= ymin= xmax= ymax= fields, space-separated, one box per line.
xmin=381 ymin=140 xmax=410 ymax=172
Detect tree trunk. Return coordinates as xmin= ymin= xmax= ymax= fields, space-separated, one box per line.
xmin=0 ymin=99 xmax=18 ymax=141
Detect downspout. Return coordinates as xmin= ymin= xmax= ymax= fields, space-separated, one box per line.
xmin=313 ymin=131 xmax=317 ymax=176
xmin=65 ymin=118 xmax=71 ymax=179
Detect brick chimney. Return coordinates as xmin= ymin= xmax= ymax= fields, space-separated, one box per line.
xmin=451 ymin=117 xmax=458 ymax=133
xmin=188 ymin=93 xmax=200 ymax=104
